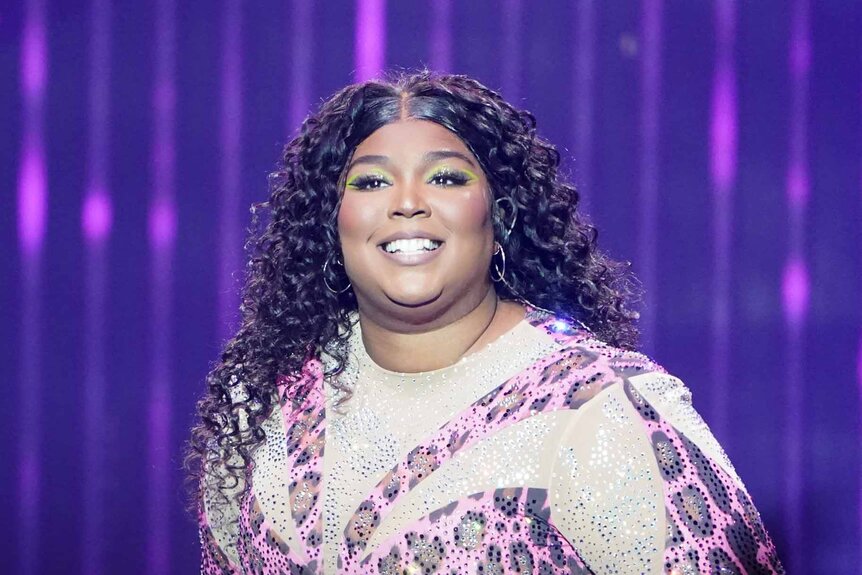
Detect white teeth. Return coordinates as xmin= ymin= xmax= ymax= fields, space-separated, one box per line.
xmin=382 ymin=238 xmax=442 ymax=254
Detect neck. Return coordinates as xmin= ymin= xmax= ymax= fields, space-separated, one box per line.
xmin=356 ymin=287 xmax=522 ymax=373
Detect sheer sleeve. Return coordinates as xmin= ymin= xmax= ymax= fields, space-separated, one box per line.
xmin=627 ymin=372 xmax=744 ymax=487
xmin=199 ymin=485 xmax=242 ymax=574
xmin=547 ymin=381 xmax=666 ymax=573
xmin=198 ymin=377 xmax=252 ymax=574
xmin=548 ymin=373 xmax=784 ymax=574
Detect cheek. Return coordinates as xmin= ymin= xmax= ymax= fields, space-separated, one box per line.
xmin=337 ymin=194 xmax=375 ymax=242
xmin=437 ymin=190 xmax=492 ymax=236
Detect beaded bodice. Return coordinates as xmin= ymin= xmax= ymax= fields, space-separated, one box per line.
xmin=199 ymin=305 xmax=783 ymax=574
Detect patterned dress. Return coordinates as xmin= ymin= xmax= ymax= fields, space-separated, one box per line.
xmin=199 ymin=305 xmax=784 ymax=574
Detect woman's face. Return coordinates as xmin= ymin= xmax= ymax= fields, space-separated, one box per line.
xmin=337 ymin=119 xmax=495 ymax=318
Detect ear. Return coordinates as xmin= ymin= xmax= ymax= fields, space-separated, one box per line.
xmin=493 ymin=196 xmax=518 ymax=240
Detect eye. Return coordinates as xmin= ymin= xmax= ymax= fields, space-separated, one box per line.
xmin=428 ymin=169 xmax=472 ymax=187
xmin=346 ymin=173 xmax=392 ymax=190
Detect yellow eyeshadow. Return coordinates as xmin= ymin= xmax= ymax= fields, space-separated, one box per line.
xmin=460 ymin=168 xmax=479 ymax=181
xmin=425 ymin=166 xmax=478 ymax=181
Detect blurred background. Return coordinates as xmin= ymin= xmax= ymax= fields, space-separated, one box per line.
xmin=1 ymin=0 xmax=860 ymax=573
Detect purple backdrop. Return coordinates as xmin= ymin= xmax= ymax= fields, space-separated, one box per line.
xmin=2 ymin=1 xmax=861 ymax=573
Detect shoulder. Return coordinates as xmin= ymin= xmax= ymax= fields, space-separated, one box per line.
xmin=624 ymin=370 xmax=745 ymax=486
xmin=518 ymin=308 xmax=738 ymax=473
xmin=543 ymin=357 xmax=780 ymax=572
xmin=520 ymin=305 xmax=669 ymax=397
xmin=522 ymin=309 xmax=739 ymax=475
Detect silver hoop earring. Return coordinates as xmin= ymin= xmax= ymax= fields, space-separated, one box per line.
xmin=322 ymin=253 xmax=351 ymax=294
xmin=491 ymin=241 xmax=506 ymax=282
xmin=494 ymin=197 xmax=518 ymax=239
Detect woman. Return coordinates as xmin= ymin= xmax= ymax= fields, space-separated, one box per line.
xmin=189 ymin=71 xmax=784 ymax=574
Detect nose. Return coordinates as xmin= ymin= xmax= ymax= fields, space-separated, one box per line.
xmin=389 ymin=179 xmax=430 ymax=219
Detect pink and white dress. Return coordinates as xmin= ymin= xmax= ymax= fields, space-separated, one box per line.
xmin=199 ymin=305 xmax=784 ymax=574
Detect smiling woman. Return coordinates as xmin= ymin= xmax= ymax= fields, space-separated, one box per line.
xmin=337 ymin=119 xmax=514 ymax=373
xmin=187 ymin=71 xmax=784 ymax=574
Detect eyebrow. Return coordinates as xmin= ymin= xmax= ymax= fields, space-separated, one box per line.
xmin=347 ymin=150 xmax=477 ymax=172
xmin=423 ymin=150 xmax=477 ymax=167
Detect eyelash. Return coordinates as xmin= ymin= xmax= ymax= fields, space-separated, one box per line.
xmin=428 ymin=169 xmax=472 ymax=187
xmin=346 ymin=170 xmax=472 ymax=191
xmin=347 ymin=174 xmax=391 ymax=190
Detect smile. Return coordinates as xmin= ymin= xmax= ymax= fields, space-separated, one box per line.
xmin=377 ymin=239 xmax=445 ymax=266
xmin=380 ymin=238 xmax=442 ymax=254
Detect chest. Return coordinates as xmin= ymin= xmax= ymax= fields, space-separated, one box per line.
xmin=236 ymin=364 xmax=601 ymax=573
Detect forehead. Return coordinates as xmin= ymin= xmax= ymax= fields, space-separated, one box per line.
xmin=352 ymin=119 xmax=473 ymax=158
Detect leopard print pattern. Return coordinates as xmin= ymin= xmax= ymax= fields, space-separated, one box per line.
xmin=199 ymin=306 xmax=783 ymax=574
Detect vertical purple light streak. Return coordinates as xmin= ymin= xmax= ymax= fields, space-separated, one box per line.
xmin=17 ymin=1 xmax=46 ymax=574
xmin=708 ymin=0 xmax=737 ymax=442
xmin=354 ymin=0 xmax=385 ymax=82
xmin=287 ymin=0 xmax=312 ymax=133
xmin=429 ymin=0 xmax=452 ymax=73
xmin=501 ymin=0 xmax=522 ymax=101
xmin=781 ymin=1 xmax=810 ymax=572
xmin=219 ymin=0 xmax=242 ymax=344
xmin=82 ymin=0 xmax=112 ymax=573
xmin=147 ymin=0 xmax=177 ymax=572
xmin=859 ymin=42 xmax=862 ymax=570
xmin=571 ymin=0 xmax=596 ymax=214
xmin=638 ymin=0 xmax=663 ymax=352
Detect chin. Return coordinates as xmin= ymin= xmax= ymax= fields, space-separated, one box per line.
xmin=384 ymin=290 xmax=442 ymax=308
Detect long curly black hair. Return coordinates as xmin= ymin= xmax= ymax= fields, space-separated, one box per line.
xmin=186 ymin=70 xmax=642 ymax=511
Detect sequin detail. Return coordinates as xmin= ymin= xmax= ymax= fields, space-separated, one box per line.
xmin=550 ymin=389 xmax=661 ymax=572
xmin=198 ymin=305 xmax=783 ymax=574
xmin=624 ymin=382 xmax=785 ymax=573
xmin=629 ymin=372 xmax=744 ymax=487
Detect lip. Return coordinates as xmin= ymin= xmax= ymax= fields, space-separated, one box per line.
xmin=377 ymin=242 xmax=445 ymax=266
